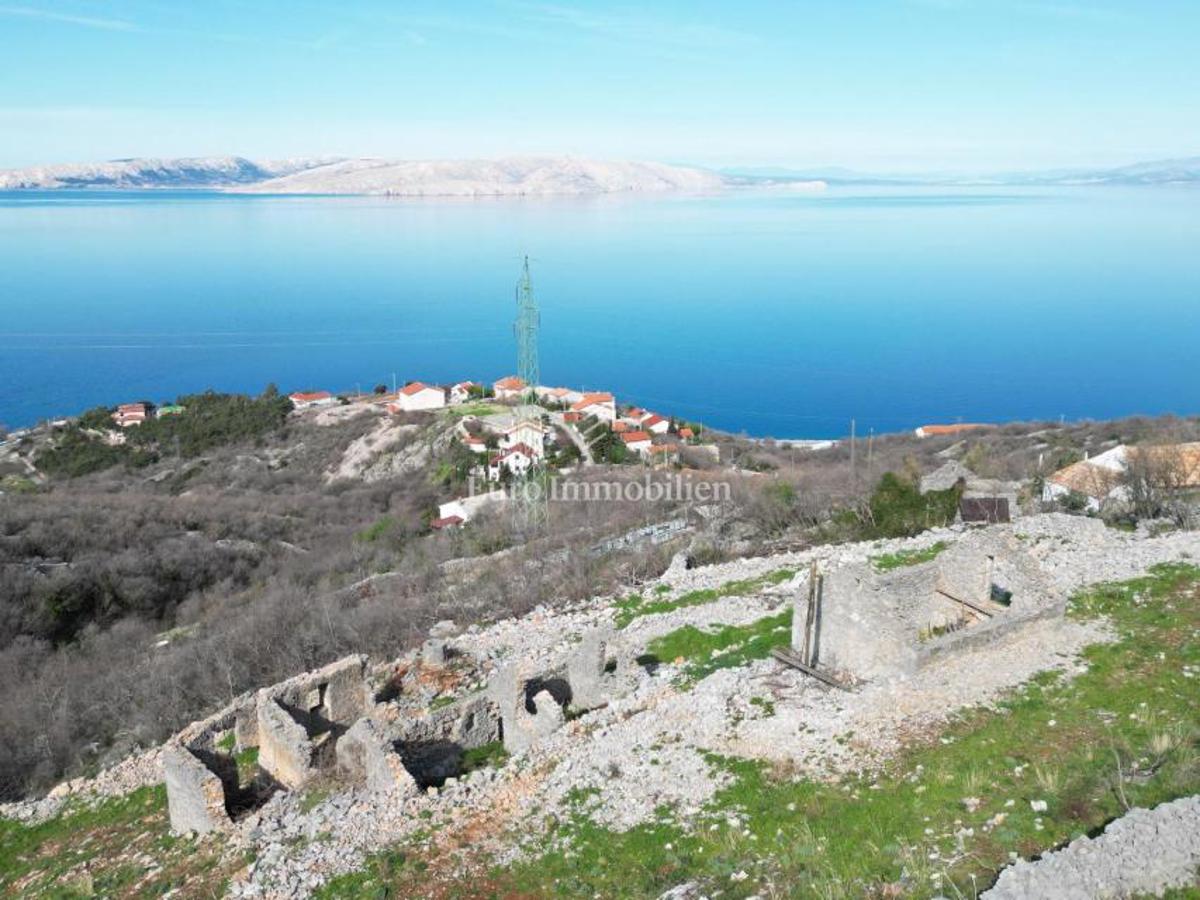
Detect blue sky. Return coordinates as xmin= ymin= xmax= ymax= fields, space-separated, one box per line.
xmin=1 ymin=0 xmax=1197 ymax=171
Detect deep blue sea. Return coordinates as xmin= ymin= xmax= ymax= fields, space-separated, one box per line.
xmin=1 ymin=186 xmax=1197 ymax=438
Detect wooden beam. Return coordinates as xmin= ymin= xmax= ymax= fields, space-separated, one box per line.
xmin=771 ymin=647 xmax=854 ymax=691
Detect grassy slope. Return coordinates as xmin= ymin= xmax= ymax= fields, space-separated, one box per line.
xmin=5 ymin=564 xmax=1198 ymax=898
xmin=0 ymin=786 xmax=241 ymax=898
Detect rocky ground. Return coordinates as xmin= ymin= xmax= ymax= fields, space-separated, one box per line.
xmin=981 ymin=794 xmax=1200 ymax=899
xmin=4 ymin=512 xmax=1199 ymax=898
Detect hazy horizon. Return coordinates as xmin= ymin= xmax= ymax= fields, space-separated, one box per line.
xmin=3 ymin=1 xmax=1199 ymax=172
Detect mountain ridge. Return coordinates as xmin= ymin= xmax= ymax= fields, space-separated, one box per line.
xmin=0 ymin=155 xmax=727 ymax=196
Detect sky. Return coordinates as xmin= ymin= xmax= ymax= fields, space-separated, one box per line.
xmin=1 ymin=0 xmax=1197 ymax=172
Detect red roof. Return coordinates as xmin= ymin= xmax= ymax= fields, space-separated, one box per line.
xmin=564 ymin=412 xmax=582 ymax=423
xmin=494 ymin=376 xmax=525 ymax=390
xmin=679 ymin=427 xmax=694 ymax=438
xmin=621 ymin=431 xmax=652 ymax=444
xmin=464 ymin=435 xmax=485 ymax=445
xmin=290 ymin=391 xmax=332 ymax=402
xmin=642 ymin=414 xmax=667 ymax=427
xmin=612 ymin=421 xmax=629 ymax=433
xmin=917 ymin=423 xmax=992 ymax=436
xmin=116 ymin=403 xmax=148 ymax=413
xmin=431 ymin=515 xmax=465 ymax=530
xmin=650 ymin=443 xmax=679 ymax=454
xmin=400 ymin=381 xmax=438 ymax=396
xmin=571 ymin=392 xmax=614 ymax=412
xmin=491 ymin=443 xmax=536 ymax=464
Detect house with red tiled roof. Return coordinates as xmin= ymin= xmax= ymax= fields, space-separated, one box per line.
xmin=487 ymin=443 xmax=536 ymax=481
xmin=914 ymin=423 xmax=993 ymax=439
xmin=389 ymin=382 xmax=446 ymax=412
xmin=463 ymin=435 xmax=488 ymax=453
xmin=642 ymin=413 xmax=670 ymax=435
xmin=620 ymin=430 xmax=653 ymax=455
xmin=678 ymin=426 xmax=695 ymax=440
xmin=113 ymin=402 xmax=150 ymax=428
xmin=289 ymin=390 xmax=337 ymax=410
xmin=571 ymin=392 xmax=616 ymax=422
xmin=493 ymin=376 xmax=527 ymax=401
xmin=1042 ymin=442 xmax=1200 ymax=512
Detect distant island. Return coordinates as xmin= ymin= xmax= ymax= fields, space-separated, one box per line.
xmin=0 ymin=155 xmax=733 ymax=196
xmin=3 ymin=153 xmax=1197 ymax=196
xmin=722 ymin=156 xmax=1200 ymax=187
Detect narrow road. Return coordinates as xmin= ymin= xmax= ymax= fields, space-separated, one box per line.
xmin=549 ymin=412 xmax=595 ymax=466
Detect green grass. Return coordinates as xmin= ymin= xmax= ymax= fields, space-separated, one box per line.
xmin=461 ymin=741 xmax=510 ymax=776
xmin=871 ymin=540 xmax=949 ymax=572
xmin=614 ymin=568 xmax=795 ymax=628
xmin=445 ymin=402 xmax=504 ymax=418
xmin=354 ymin=515 xmax=395 ymax=543
xmin=0 ymin=785 xmax=237 ymax=898
xmin=341 ymin=562 xmax=1200 ymax=898
xmin=312 ymin=848 xmax=417 ymax=899
xmin=643 ymin=609 xmax=793 ymax=687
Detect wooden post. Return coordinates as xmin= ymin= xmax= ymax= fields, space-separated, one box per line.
xmin=801 ymin=560 xmax=818 ymax=666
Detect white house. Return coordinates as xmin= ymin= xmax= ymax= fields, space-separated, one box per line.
xmin=493 ymin=376 xmax=527 ymax=401
xmin=463 ymin=435 xmax=489 ymax=454
xmin=1042 ymin=446 xmax=1127 ymax=511
xmin=487 ymin=443 xmax=536 ymax=481
xmin=642 ymin=413 xmax=670 ymax=435
xmin=1042 ymin=443 xmax=1200 ymax=511
xmin=620 ymin=430 xmax=653 ymax=456
xmin=449 ymin=381 xmax=478 ymax=405
xmin=435 ymin=490 xmax=508 ymax=527
xmin=499 ymin=420 xmax=547 ymax=459
xmin=391 ymin=382 xmax=446 ymax=412
xmin=289 ymin=390 xmax=337 ymax=410
xmin=113 ymin=402 xmax=150 ymax=427
xmin=536 ymin=386 xmax=584 ymax=406
xmin=571 ymin=392 xmax=616 ymax=423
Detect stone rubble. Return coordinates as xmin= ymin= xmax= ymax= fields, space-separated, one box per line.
xmin=3 ymin=513 xmax=1199 ymax=898
xmin=981 ymin=794 xmax=1200 ymax=899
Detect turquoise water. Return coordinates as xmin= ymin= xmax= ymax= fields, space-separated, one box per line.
xmin=1 ymin=186 xmax=1198 ymax=437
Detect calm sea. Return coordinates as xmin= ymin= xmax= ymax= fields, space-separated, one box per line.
xmin=1 ymin=186 xmax=1197 ymax=437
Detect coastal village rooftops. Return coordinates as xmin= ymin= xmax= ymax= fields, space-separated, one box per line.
xmin=679 ymin=427 xmax=694 ymax=439
xmin=289 ymin=391 xmax=332 ymax=402
xmin=620 ymin=430 xmax=652 ymax=444
xmin=400 ymin=381 xmax=436 ymax=396
xmin=493 ymin=376 xmax=526 ymax=392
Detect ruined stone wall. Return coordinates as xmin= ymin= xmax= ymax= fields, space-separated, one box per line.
xmin=162 ymin=745 xmax=229 ymax=835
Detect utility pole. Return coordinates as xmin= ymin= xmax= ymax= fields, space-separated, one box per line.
xmin=512 ymin=255 xmax=547 ymax=535
xmin=850 ymin=418 xmax=857 ymax=487
xmin=391 ymin=372 xmax=397 ymax=394
xmin=867 ymin=427 xmax=874 ymax=476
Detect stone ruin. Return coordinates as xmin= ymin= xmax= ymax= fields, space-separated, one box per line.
xmin=488 ymin=625 xmax=635 ymax=754
xmin=792 ymin=529 xmax=1063 ymax=684
xmin=163 ymin=621 xmax=636 ymax=834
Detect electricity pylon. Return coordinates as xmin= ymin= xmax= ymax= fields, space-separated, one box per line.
xmin=512 ymin=255 xmax=548 ymax=534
